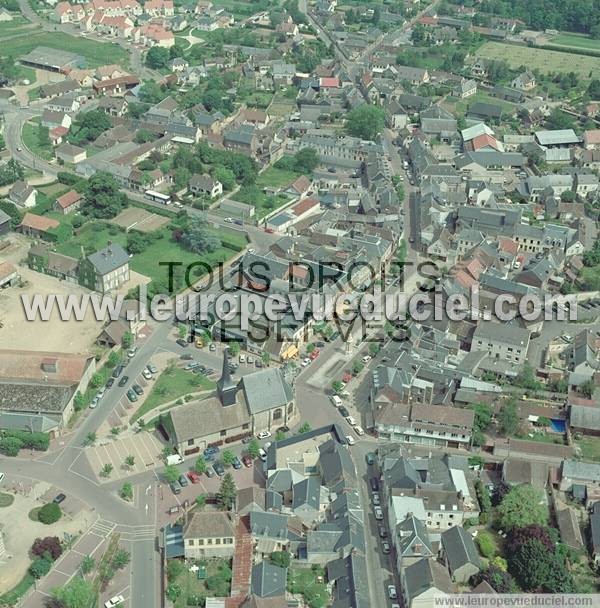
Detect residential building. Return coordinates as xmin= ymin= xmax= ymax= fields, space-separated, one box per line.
xmin=188 ymin=174 xmax=223 ymax=198
xmin=183 ymin=511 xmax=236 ymax=559
xmin=18 ymin=213 xmax=59 ymax=239
xmin=54 ymin=190 xmax=83 ymax=214
xmin=401 ymin=558 xmax=453 ymax=608
xmin=471 ymin=323 xmax=530 ymax=364
xmin=9 ymin=181 xmax=37 ymax=208
xmin=440 ymin=525 xmax=481 ymax=583
xmin=78 ymin=242 xmax=130 ymax=293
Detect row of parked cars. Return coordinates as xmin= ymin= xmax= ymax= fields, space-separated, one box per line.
xmin=329 ymin=395 xmax=364 ymax=444
xmin=581 ymin=299 xmax=600 ymax=311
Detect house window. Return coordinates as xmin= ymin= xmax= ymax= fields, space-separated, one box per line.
xmin=215 ymin=538 xmax=221 ymax=545
xmin=188 ymin=439 xmax=194 ymax=446
xmin=207 ymin=539 xmax=212 ymax=544
xmin=243 ymin=423 xmax=249 ymax=430
xmin=220 ymin=430 xmax=226 ymax=437
xmin=273 ymin=409 xmax=282 ymax=420
xmin=198 ymin=539 xmax=204 ymax=545
xmin=189 ymin=540 xmax=194 ymax=546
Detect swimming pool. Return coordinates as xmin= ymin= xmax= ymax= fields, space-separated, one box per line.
xmin=551 ymin=419 xmax=566 ymax=433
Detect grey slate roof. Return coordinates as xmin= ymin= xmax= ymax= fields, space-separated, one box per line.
xmin=0 ymin=209 xmax=11 ymax=226
xmin=441 ymin=525 xmax=481 ymax=574
xmin=403 ymin=557 xmax=453 ymax=601
xmin=86 ymin=243 xmax=129 ymax=275
xmin=240 ymin=368 xmax=293 ymax=414
xmin=249 ymin=511 xmax=289 ymax=540
xmin=251 ymin=562 xmax=287 ymax=598
xmin=472 ymin=322 xmax=529 ymax=347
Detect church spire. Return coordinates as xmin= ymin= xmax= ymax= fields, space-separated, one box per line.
xmin=217 ymin=346 xmax=237 ymax=406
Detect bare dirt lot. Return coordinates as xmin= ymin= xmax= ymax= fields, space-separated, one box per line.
xmin=0 ymin=234 xmax=103 ymax=353
xmin=110 ymin=207 xmax=170 ymax=233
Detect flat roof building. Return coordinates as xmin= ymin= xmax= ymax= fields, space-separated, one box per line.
xmin=20 ymin=46 xmax=84 ymax=73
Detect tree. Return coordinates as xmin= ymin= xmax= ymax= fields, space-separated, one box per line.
xmin=580 ymin=379 xmax=596 ymax=399
xmin=497 ymin=484 xmax=548 ymax=530
xmin=122 ymin=331 xmax=133 ymax=349
xmin=345 ymin=105 xmax=385 ymax=141
xmin=508 ymin=524 xmax=555 ymax=553
xmin=100 ymin=463 xmax=113 ymax=478
xmin=80 ymin=555 xmax=95 ymax=575
xmin=167 ymin=559 xmax=185 ymax=582
xmin=472 ymin=402 xmax=493 ymax=446
xmin=166 ymin=583 xmax=182 ymax=602
xmin=217 ymin=472 xmax=236 ymax=510
xmin=31 ymin=537 xmax=63 ymax=560
xmin=298 ymin=422 xmax=311 ymax=434
xmin=492 ymin=480 xmax=511 ymax=507
xmin=68 ymin=111 xmax=111 ymax=145
xmin=90 ymin=373 xmax=103 ymax=389
xmin=411 ymin=23 xmax=429 ymax=45
xmin=111 ymin=549 xmax=130 ymax=570
xmin=514 ymin=365 xmax=542 ymax=391
xmin=498 ymin=398 xmax=519 ymax=436
xmin=38 ymin=503 xmax=62 ymax=525
xmin=472 ymin=565 xmax=517 ymax=593
xmin=30 ymin=555 xmax=53 ymax=579
xmin=163 ymin=465 xmax=181 ymax=483
xmin=261 ymin=352 xmax=271 ymax=366
xmin=0 ymin=159 xmax=24 ymax=187
xmin=221 ymin=449 xmax=235 ymax=467
xmin=107 ymin=351 xmax=120 ymax=367
xmin=352 ymin=361 xmax=364 ymax=375
xmin=124 ymin=455 xmax=135 ymax=469
xmin=194 ymin=455 xmax=207 ymax=474
xmin=119 ymin=482 xmax=133 ymax=501
xmin=83 ymin=171 xmax=127 ymax=219
xmin=294 ymin=147 xmax=319 ymax=173
xmin=227 ymin=341 xmax=240 ymax=357
xmin=509 ymin=538 xmax=573 ymax=592
xmin=180 ymin=216 xmax=220 ymax=254
xmin=213 ymin=165 xmax=236 ymax=190
xmin=546 ymin=107 xmax=575 ymax=131
xmin=84 ymin=432 xmax=96 ymax=446
xmin=195 ymin=494 xmax=206 ymax=509
xmin=332 ymin=380 xmax=343 ymax=394
xmin=134 ymin=128 xmax=155 ymax=144
xmin=146 ymin=46 xmax=170 ymax=69
xmin=247 ymin=439 xmax=260 ymax=459
xmin=270 ymin=551 xmax=291 ymax=568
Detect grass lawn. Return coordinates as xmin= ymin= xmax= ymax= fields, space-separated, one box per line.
xmin=0 ymin=573 xmax=35 ymax=607
xmin=0 ymin=17 xmax=38 ymax=38
xmin=233 ymin=186 xmax=291 ymax=219
xmin=37 ymin=182 xmax=71 ymax=198
xmin=55 ymin=221 xmax=128 ymax=258
xmin=476 ymin=41 xmax=600 ymax=77
xmin=0 ymin=492 xmax=14 ymax=507
xmin=131 ymin=366 xmax=215 ymax=422
xmin=256 ymin=166 xmax=299 ymax=189
xmin=288 ymin=567 xmax=328 ymax=608
xmin=450 ymin=91 xmax=517 ymax=116
xmin=171 ymin=558 xmax=232 ymax=608
xmin=1 ymin=31 xmax=129 ymax=68
xmin=22 ymin=118 xmax=53 ymax=161
xmin=574 ymin=437 xmax=600 ymax=462
xmin=516 ymin=430 xmax=567 ymax=445
xmin=550 ymin=33 xmax=600 ymax=53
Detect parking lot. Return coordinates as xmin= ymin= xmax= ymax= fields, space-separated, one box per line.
xmin=85 ymin=432 xmax=164 ymax=483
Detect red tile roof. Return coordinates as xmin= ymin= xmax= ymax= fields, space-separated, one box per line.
xmin=56 ymin=190 xmax=82 ymax=209
xmin=291 ymin=197 xmax=318 ymax=217
xmin=319 ymin=77 xmax=339 ymax=88
xmin=19 ymin=213 xmax=59 ymax=232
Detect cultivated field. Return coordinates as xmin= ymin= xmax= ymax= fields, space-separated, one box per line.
xmin=110 ymin=207 xmax=170 ymax=233
xmin=549 ymin=33 xmax=600 ymax=53
xmin=476 ymin=41 xmax=600 ymax=76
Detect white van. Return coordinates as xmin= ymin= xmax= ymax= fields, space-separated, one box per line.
xmin=258 ymin=448 xmax=267 ymax=462
xmin=166 ymin=454 xmax=184 ymax=466
xmin=331 ymin=395 xmax=343 ymax=408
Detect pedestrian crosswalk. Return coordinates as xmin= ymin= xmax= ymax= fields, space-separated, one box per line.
xmin=116 ymin=524 xmax=156 ymax=543
xmin=90 ymin=519 xmax=117 ymax=537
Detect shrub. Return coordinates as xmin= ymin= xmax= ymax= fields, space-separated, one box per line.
xmin=476 ymin=531 xmax=497 ymax=559
xmin=38 ymin=503 xmax=62 ymax=525
xmin=31 ymin=537 xmax=63 ymax=561
xmin=29 ymin=555 xmax=53 ymax=579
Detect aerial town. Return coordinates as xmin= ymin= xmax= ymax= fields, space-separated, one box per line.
xmin=0 ymin=0 xmax=600 ymax=607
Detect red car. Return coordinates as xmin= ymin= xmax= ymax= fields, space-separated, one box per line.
xmin=264 ymin=227 xmax=274 ymax=234
xmin=242 ymin=455 xmax=253 ymax=467
xmin=309 ymin=348 xmax=320 ymax=360
xmin=187 ymin=471 xmax=201 ymax=484
xmin=342 ymin=372 xmax=352 ymax=383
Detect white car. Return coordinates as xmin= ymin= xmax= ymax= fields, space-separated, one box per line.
xmin=301 ymin=357 xmax=311 ymax=367
xmin=258 ymin=448 xmax=267 ymax=461
xmin=372 ymin=492 xmax=380 ymax=506
xmin=374 ymin=506 xmax=383 ymax=520
xmin=127 ymin=347 xmax=137 ymax=358
xmin=239 ymin=354 xmax=246 ymax=363
xmin=362 ymin=355 xmax=372 ymax=363
xmin=346 ymin=416 xmax=357 ymax=426
xmin=142 ymin=369 xmax=152 ymax=380
xmin=331 ymin=395 xmax=343 ymax=408
xmin=354 ymin=425 xmax=365 ymax=436
xmin=96 ymin=387 xmax=106 ymax=398
xmin=0 ymin=472 xmax=5 ymax=484
xmin=89 ymin=396 xmax=99 ymax=409
xmin=247 ymin=247 xmax=255 ymax=253
xmin=104 ymin=596 xmax=125 ymax=608
xmin=264 ymin=441 xmax=272 ymax=451
xmin=224 ymin=217 xmax=234 ymax=223
xmin=345 ymin=435 xmax=355 ymax=446
xmin=257 ymin=430 xmax=271 ymax=440
xmin=387 ymin=585 xmax=397 ymax=600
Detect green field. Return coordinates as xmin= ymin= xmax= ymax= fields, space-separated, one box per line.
xmin=448 ymin=91 xmax=518 ymax=117
xmin=550 ymin=33 xmax=600 ymax=52
xmin=132 ymin=366 xmax=215 ymax=422
xmin=1 ymin=32 xmax=129 ymax=68
xmin=575 ymin=437 xmax=600 ymax=462
xmin=0 ymin=17 xmax=38 ymax=39
xmin=56 ymin=222 xmax=128 ymax=258
xmin=256 ymin=166 xmax=299 ymax=189
xmin=476 ymin=41 xmax=600 ymax=76
xmin=22 ymin=118 xmax=53 ymax=161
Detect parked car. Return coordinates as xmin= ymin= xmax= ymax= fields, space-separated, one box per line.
xmin=258 ymin=448 xmax=267 ymax=461
xmin=378 ymin=525 xmax=387 ymax=538
xmin=132 ymin=384 xmax=143 ymax=395
xmin=257 ymin=430 xmax=271 ymax=440
xmin=205 ymin=468 xmax=215 ymax=478
xmin=104 ymin=596 xmax=125 ymax=608
xmin=382 ymin=541 xmax=391 ymax=554
xmin=365 ymin=452 xmax=375 ymax=466
xmin=345 ymin=435 xmax=355 ymax=445
xmin=372 ymin=492 xmax=380 ymax=506
xmin=346 ymin=416 xmax=357 ymax=426
xmin=142 ymin=369 xmax=153 ymax=380
xmin=362 ymin=355 xmax=372 ymax=363
xmin=187 ymin=471 xmax=201 ymax=484
xmin=147 ymin=363 xmax=158 ymax=374
xmin=105 ymin=377 xmax=115 ymax=389
xmin=178 ymin=474 xmax=188 ymax=487
xmin=213 ymin=462 xmax=225 ymax=476
xmin=118 ymin=375 xmax=129 ymax=387
xmin=209 ymin=343 xmax=216 ymax=351
xmin=315 ymin=341 xmax=325 ymax=348
xmin=309 ymin=348 xmax=320 ymax=360
xmin=339 ymin=406 xmax=350 ymax=418
xmin=387 ymin=585 xmax=397 ymax=600
xmin=126 ymin=389 xmax=138 ymax=402
xmin=354 ymin=425 xmax=365 ymax=436
xmin=301 ymin=357 xmax=311 ymax=367
xmin=112 ymin=365 xmax=124 ymax=379
xmin=370 ymin=478 xmax=379 ymax=492
xmin=232 ymin=456 xmax=242 ymax=469
xmin=127 ymin=347 xmax=137 ymax=358
xmin=169 ymin=481 xmax=181 ymax=494
xmin=239 ymin=354 xmax=246 ymax=363
xmin=180 ymin=353 xmax=193 ymax=360
xmin=242 ymin=455 xmax=253 ymax=467
xmin=89 ymin=396 xmax=99 ymax=409
xmin=176 ymin=338 xmax=188 ymax=348
xmin=331 ymin=395 xmax=343 ymax=408
xmin=53 ymin=493 xmax=66 ymax=504
xmin=374 ymin=506 xmax=383 ymax=520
